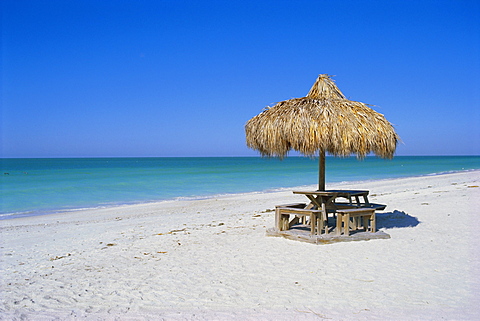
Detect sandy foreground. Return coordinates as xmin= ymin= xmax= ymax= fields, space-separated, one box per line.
xmin=1 ymin=171 xmax=479 ymax=320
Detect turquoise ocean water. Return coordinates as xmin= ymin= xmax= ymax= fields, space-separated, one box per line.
xmin=1 ymin=156 xmax=479 ymax=220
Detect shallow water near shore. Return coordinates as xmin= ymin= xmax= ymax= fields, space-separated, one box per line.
xmin=1 ymin=156 xmax=479 ymax=219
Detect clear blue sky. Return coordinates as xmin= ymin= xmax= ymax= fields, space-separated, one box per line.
xmin=1 ymin=0 xmax=479 ymax=157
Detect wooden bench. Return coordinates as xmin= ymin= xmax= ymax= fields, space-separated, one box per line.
xmin=275 ymin=203 xmax=328 ymax=235
xmin=333 ymin=202 xmax=386 ymax=211
xmin=335 ymin=208 xmax=376 ymax=236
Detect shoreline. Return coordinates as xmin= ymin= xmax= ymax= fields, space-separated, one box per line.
xmin=1 ymin=170 xmax=479 ymax=320
xmin=2 ymin=168 xmax=479 ymax=221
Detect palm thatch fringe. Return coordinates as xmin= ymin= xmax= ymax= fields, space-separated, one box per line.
xmin=245 ymin=74 xmax=399 ymax=159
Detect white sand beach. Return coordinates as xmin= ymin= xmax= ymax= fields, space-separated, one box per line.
xmin=1 ymin=171 xmax=479 ymax=320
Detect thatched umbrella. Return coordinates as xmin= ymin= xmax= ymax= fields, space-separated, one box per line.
xmin=245 ymin=74 xmax=399 ymax=191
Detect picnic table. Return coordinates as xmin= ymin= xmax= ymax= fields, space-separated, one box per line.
xmin=293 ymin=190 xmax=371 ymax=210
xmin=275 ymin=190 xmax=386 ymax=236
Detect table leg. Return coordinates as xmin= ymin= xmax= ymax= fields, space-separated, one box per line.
xmin=275 ymin=207 xmax=281 ymax=230
xmin=317 ymin=214 xmax=323 ymax=235
xmin=343 ymin=214 xmax=350 ymax=236
xmin=321 ymin=203 xmax=328 ymax=234
xmin=363 ymin=195 xmax=370 ymax=205
xmin=310 ymin=213 xmax=316 ymax=236
xmin=336 ymin=212 xmax=343 ymax=235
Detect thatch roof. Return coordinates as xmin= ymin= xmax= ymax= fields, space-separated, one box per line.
xmin=245 ymin=74 xmax=399 ymax=159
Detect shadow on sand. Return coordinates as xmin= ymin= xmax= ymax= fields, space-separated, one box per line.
xmin=376 ymin=210 xmax=420 ymax=229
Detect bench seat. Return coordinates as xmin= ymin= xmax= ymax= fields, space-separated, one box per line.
xmin=333 ymin=202 xmax=386 ymax=211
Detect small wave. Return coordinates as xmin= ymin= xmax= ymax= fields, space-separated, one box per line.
xmin=0 ymin=211 xmax=37 ymax=220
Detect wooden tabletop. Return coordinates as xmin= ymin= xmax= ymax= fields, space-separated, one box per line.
xmin=293 ymin=190 xmax=369 ymax=196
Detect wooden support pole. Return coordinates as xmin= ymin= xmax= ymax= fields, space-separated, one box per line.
xmin=318 ymin=150 xmax=326 ymax=191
